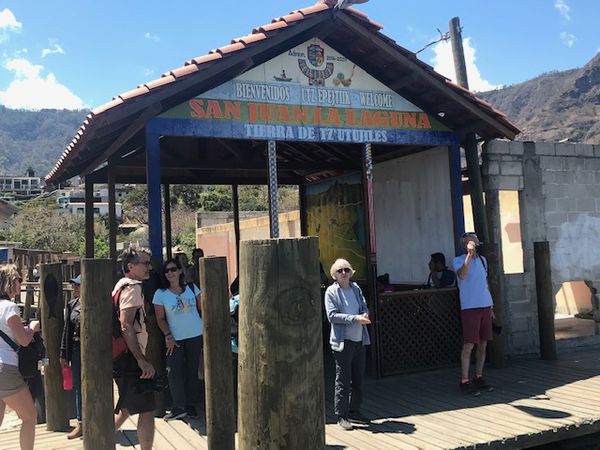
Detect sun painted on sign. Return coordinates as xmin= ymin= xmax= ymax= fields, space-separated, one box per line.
xmin=159 ymin=38 xmax=450 ymax=144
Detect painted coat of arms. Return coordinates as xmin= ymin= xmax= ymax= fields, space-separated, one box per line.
xmin=298 ymin=44 xmax=334 ymax=86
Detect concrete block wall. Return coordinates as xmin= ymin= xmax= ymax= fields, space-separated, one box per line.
xmin=482 ymin=140 xmax=600 ymax=356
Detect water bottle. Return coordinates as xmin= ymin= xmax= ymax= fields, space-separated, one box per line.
xmin=62 ymin=366 xmax=73 ymax=390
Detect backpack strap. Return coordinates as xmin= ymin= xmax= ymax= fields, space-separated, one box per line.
xmin=480 ymin=256 xmax=488 ymax=276
xmin=0 ymin=328 xmax=19 ymax=351
xmin=114 ymin=284 xmax=141 ymax=327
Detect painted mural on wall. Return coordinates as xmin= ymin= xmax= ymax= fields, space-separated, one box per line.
xmin=159 ymin=38 xmax=449 ymax=144
xmin=305 ymin=172 xmax=366 ymax=280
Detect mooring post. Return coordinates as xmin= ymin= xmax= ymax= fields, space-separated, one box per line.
xmin=238 ymin=237 xmax=324 ymax=450
xmin=23 ymin=251 xmax=35 ymax=321
xmin=81 ymin=259 xmax=115 ymax=449
xmin=200 ymin=256 xmax=235 ymax=450
xmin=39 ymin=262 xmax=69 ymax=431
xmin=534 ymin=241 xmax=557 ymax=360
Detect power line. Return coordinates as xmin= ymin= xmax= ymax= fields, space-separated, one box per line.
xmin=415 ymin=28 xmax=453 ymax=55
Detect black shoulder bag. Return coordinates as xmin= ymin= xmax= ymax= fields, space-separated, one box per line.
xmin=0 ymin=328 xmax=39 ymax=379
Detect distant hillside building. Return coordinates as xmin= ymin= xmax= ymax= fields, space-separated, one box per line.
xmin=63 ymin=201 xmax=123 ymax=220
xmin=0 ymin=171 xmax=43 ymax=199
xmin=56 ymin=186 xmax=128 ymax=221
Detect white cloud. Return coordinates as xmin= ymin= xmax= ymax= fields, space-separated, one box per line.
xmin=430 ymin=37 xmax=500 ymax=92
xmin=144 ymin=32 xmax=160 ymax=42
xmin=554 ymin=0 xmax=571 ymax=21
xmin=0 ymin=8 xmax=21 ymax=29
xmin=0 ymin=58 xmax=84 ymax=109
xmin=41 ymin=43 xmax=65 ymax=58
xmin=143 ymin=68 xmax=155 ymax=77
xmin=0 ymin=8 xmax=22 ymax=43
xmin=560 ymin=31 xmax=577 ymax=48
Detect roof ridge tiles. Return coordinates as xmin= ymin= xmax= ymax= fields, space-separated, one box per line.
xmin=274 ymin=12 xmax=305 ymax=24
xmin=231 ymin=33 xmax=267 ymax=46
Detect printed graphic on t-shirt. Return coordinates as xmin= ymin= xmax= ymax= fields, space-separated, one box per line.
xmin=171 ymin=294 xmax=195 ymax=313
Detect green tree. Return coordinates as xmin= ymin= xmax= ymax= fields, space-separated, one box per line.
xmin=198 ymin=186 xmax=232 ymax=211
xmin=122 ymin=185 xmax=148 ymax=224
xmin=6 ymin=198 xmax=109 ymax=257
xmin=171 ymin=185 xmax=204 ymax=210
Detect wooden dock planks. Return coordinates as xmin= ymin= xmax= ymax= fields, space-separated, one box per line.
xmin=1 ymin=349 xmax=600 ymax=449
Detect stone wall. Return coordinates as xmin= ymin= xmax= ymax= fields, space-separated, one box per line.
xmin=482 ymin=140 xmax=600 ymax=356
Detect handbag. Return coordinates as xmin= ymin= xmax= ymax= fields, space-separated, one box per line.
xmin=0 ymin=328 xmax=40 ymax=379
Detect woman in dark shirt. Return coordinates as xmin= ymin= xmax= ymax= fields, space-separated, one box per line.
xmin=60 ymin=275 xmax=82 ymax=439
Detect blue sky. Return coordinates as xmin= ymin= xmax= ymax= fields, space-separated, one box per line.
xmin=0 ymin=0 xmax=598 ymax=110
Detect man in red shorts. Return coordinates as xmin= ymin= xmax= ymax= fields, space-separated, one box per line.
xmin=453 ymin=232 xmax=494 ymax=396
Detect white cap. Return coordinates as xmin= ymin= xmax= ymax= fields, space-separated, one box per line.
xmin=70 ymin=275 xmax=81 ymax=285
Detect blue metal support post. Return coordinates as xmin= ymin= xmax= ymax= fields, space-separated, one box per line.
xmin=146 ymin=130 xmax=163 ymax=265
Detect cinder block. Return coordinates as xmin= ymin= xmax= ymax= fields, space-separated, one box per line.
xmin=577 ymin=198 xmax=596 ymax=212
xmin=506 ymin=285 xmax=528 ymax=302
xmin=501 ymin=155 xmax=516 ymax=161
xmin=585 ymin=159 xmax=600 ymax=170
xmin=566 ymin=158 xmax=585 ymax=170
xmin=545 ymin=212 xmax=568 ymax=226
xmin=509 ymin=317 xmax=531 ymax=333
xmin=497 ymin=175 xmax=522 ymax=190
xmin=575 ymin=144 xmax=595 ymax=157
xmin=483 ymin=161 xmax=500 ymax=175
xmin=594 ymin=145 xmax=600 ymax=158
xmin=485 ymin=140 xmax=511 ymax=155
xmin=506 ymin=273 xmax=527 ymax=287
xmin=500 ymin=161 xmax=523 ymax=176
xmin=543 ymin=183 xmax=568 ymax=199
xmin=555 ymin=143 xmax=576 ymax=156
xmin=555 ymin=197 xmax=575 ymax=212
xmin=575 ymin=171 xmax=595 ymax=185
xmin=544 ymin=198 xmax=557 ymax=211
xmin=535 ymin=142 xmax=556 ymax=156
xmin=540 ymin=157 xmax=566 ymax=170
xmin=509 ymin=300 xmax=534 ymax=316
xmin=546 ymin=226 xmax=560 ymax=241
xmin=552 ymin=171 xmax=573 ymax=184
xmin=509 ymin=141 xmax=525 ymax=155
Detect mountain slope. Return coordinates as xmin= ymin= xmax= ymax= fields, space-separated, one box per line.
xmin=479 ymin=53 xmax=600 ymax=143
xmin=0 ymin=106 xmax=87 ymax=177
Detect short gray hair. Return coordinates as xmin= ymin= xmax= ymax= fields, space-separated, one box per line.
xmin=121 ymin=246 xmax=152 ymax=274
xmin=330 ymin=258 xmax=355 ymax=279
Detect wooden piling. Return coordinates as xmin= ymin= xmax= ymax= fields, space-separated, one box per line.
xmin=23 ymin=252 xmax=35 ymax=321
xmin=200 ymin=256 xmax=235 ymax=450
xmin=39 ymin=262 xmax=69 ymax=431
xmin=80 ymin=259 xmax=115 ymax=449
xmin=480 ymin=243 xmax=507 ymax=368
xmin=238 ymin=237 xmax=324 ymax=450
xmin=534 ymin=241 xmax=557 ymax=360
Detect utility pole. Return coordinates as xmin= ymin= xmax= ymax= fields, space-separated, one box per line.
xmin=449 ymin=17 xmax=489 ymax=243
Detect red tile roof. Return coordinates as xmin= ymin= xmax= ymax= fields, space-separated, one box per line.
xmin=45 ymin=1 xmax=517 ymax=183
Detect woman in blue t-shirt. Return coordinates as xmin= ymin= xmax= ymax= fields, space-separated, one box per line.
xmin=153 ymin=258 xmax=202 ymax=421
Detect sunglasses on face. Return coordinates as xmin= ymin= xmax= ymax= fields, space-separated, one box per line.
xmin=337 ymin=268 xmax=352 ymax=274
xmin=164 ymin=267 xmax=179 ymax=273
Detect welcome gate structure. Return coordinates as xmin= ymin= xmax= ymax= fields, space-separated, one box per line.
xmin=45 ymin=2 xmax=518 ymax=379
